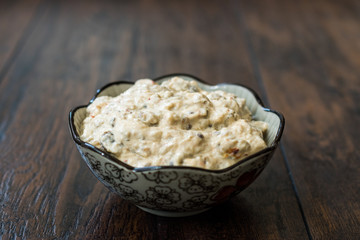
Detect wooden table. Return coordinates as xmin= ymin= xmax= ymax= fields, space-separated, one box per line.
xmin=1 ymin=0 xmax=359 ymax=239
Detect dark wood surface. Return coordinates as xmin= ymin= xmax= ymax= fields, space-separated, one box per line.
xmin=0 ymin=0 xmax=359 ymax=239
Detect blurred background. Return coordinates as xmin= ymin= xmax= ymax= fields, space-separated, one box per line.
xmin=1 ymin=0 xmax=359 ymax=239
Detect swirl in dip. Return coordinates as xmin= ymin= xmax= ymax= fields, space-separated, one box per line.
xmin=80 ymin=77 xmax=268 ymax=170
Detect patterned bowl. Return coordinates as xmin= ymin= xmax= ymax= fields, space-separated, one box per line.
xmin=68 ymin=73 xmax=284 ymax=217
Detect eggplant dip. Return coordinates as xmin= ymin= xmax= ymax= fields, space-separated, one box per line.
xmin=80 ymin=77 xmax=268 ymax=170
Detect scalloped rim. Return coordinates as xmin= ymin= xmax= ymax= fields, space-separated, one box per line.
xmin=69 ymin=73 xmax=285 ymax=173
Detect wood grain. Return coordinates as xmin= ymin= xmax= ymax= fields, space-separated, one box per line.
xmin=0 ymin=0 xmax=44 ymax=77
xmin=1 ymin=0 xmax=359 ymax=239
xmin=240 ymin=0 xmax=360 ymax=238
xmin=1 ymin=0 xmax=306 ymax=238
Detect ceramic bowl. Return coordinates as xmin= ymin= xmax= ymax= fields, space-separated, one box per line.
xmin=68 ymin=73 xmax=284 ymax=217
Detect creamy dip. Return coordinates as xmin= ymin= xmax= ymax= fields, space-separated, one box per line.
xmin=80 ymin=77 xmax=268 ymax=170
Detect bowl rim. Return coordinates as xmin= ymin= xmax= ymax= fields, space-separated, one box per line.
xmin=69 ymin=73 xmax=285 ymax=173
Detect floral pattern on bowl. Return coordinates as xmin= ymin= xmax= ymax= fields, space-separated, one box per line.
xmin=69 ymin=73 xmax=284 ymax=217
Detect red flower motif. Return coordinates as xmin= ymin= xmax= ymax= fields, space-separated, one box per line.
xmin=235 ymin=168 xmax=259 ymax=190
xmin=211 ymin=186 xmax=237 ymax=203
xmin=211 ymin=168 xmax=263 ymax=203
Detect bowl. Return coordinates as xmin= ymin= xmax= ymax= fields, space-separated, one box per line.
xmin=68 ymin=73 xmax=284 ymax=217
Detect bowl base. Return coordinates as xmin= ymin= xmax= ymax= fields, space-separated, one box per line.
xmin=137 ymin=206 xmax=210 ymax=217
